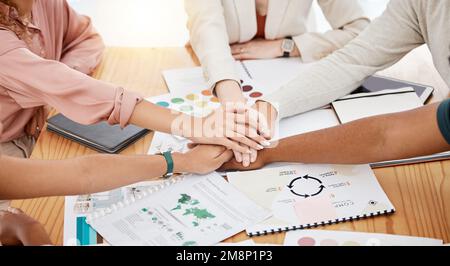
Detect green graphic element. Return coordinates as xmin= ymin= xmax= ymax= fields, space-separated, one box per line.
xmin=171 ymin=98 xmax=185 ymax=104
xmin=172 ymin=205 xmax=182 ymax=211
xmin=172 ymin=194 xmax=215 ymax=226
xmin=183 ymin=208 xmax=215 ymax=220
xmin=182 ymin=241 xmax=198 ymax=246
xmin=178 ymin=194 xmax=191 ymax=204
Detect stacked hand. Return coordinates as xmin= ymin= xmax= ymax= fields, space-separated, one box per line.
xmin=173 ymin=144 xmax=233 ymax=175
xmin=176 ymin=79 xmax=276 ymax=168
xmin=188 ymin=102 xmax=271 ymax=154
xmin=168 ymin=76 xmax=277 ymax=170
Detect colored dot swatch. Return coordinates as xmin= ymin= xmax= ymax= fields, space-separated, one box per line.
xmin=201 ymin=90 xmax=213 ymax=96
xmin=196 ymin=101 xmax=208 ymax=108
xmin=210 ymin=97 xmax=220 ymax=103
xmin=156 ymin=101 xmax=170 ymax=107
xmin=242 ymin=85 xmax=253 ymax=92
xmin=342 ymin=241 xmax=360 ymax=246
xmin=320 ymin=239 xmax=339 ymax=246
xmin=171 ymin=98 xmax=184 ymax=104
xmin=297 ymin=237 xmax=316 ymax=246
xmin=179 ymin=105 xmax=194 ymax=112
xmin=249 ymin=92 xmax=263 ymax=98
xmin=186 ymin=93 xmax=199 ymax=101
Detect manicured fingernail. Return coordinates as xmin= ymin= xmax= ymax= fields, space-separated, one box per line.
xmin=257 ymin=145 xmax=264 ymax=150
xmin=261 ymin=141 xmax=271 ymax=147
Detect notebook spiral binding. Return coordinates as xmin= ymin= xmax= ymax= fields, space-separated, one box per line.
xmin=85 ymin=175 xmax=186 ymax=224
xmin=239 ymin=61 xmax=253 ymax=79
xmin=247 ymin=208 xmax=396 ymax=237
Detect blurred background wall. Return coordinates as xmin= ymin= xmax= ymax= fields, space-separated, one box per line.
xmin=67 ymin=0 xmax=390 ymax=47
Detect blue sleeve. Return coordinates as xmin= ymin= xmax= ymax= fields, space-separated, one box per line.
xmin=437 ymin=99 xmax=450 ymax=145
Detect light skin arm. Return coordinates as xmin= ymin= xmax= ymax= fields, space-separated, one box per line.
xmin=222 ymin=103 xmax=450 ymax=170
xmin=230 ymin=39 xmax=300 ymax=61
xmin=0 ymin=145 xmax=232 ymax=200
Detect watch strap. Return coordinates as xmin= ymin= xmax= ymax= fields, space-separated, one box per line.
xmin=161 ymin=151 xmax=174 ymax=178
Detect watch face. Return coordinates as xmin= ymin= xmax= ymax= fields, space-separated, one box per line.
xmin=282 ymin=39 xmax=295 ymax=52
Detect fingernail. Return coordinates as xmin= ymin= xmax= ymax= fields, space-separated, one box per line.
xmin=261 ymin=141 xmax=271 ymax=147
xmin=257 ymin=145 xmax=264 ymax=150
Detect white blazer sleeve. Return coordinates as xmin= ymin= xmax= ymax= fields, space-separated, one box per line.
xmin=294 ymin=0 xmax=370 ymax=62
xmin=263 ymin=0 xmax=424 ymax=119
xmin=185 ymin=0 xmax=240 ymax=89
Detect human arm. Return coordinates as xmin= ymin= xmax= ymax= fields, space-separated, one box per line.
xmin=0 ymin=33 xmax=266 ymax=152
xmin=293 ymin=0 xmax=370 ymax=62
xmin=184 ymin=0 xmax=240 ymax=91
xmin=222 ymin=102 xmax=450 ymax=170
xmin=60 ymin=0 xmax=105 ymax=74
xmin=261 ymin=0 xmax=425 ymax=120
xmin=0 ymin=145 xmax=232 ymax=200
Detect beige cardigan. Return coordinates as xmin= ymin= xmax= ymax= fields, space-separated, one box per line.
xmin=185 ymin=0 xmax=370 ymax=88
xmin=262 ymin=0 xmax=450 ymax=119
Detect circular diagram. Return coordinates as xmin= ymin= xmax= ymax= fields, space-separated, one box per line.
xmin=287 ymin=175 xmax=325 ymax=198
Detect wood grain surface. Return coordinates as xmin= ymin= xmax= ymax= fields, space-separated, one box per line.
xmin=11 ymin=46 xmax=450 ymax=245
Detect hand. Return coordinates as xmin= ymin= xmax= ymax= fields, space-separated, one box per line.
xmin=252 ymin=100 xmax=277 ymax=139
xmin=0 ymin=208 xmax=52 ymax=246
xmin=214 ymin=80 xmax=261 ymax=167
xmin=25 ymin=106 xmax=49 ymax=139
xmin=231 ymin=39 xmax=283 ymax=60
xmin=233 ymin=101 xmax=277 ymax=167
xmin=174 ymin=144 xmax=233 ymax=175
xmin=185 ymin=104 xmax=270 ymax=154
xmin=219 ymin=148 xmax=270 ymax=172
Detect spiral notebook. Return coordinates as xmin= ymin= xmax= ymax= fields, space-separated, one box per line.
xmin=227 ymin=164 xmax=395 ymax=236
xmin=85 ymin=172 xmax=270 ymax=246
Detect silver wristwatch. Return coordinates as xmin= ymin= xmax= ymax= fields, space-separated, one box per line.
xmin=281 ymin=37 xmax=295 ymax=58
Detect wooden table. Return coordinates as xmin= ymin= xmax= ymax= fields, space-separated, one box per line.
xmin=11 ymin=46 xmax=450 ymax=245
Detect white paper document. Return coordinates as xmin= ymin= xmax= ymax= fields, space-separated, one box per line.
xmin=87 ymin=173 xmax=270 ymax=246
xmin=227 ymin=164 xmax=395 ymax=236
xmin=332 ymin=87 xmax=423 ymax=124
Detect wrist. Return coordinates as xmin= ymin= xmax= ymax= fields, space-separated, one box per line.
xmin=255 ymin=100 xmax=278 ymax=117
xmin=259 ymin=147 xmax=275 ymax=166
xmin=215 ymin=80 xmax=246 ymax=104
xmin=275 ymin=39 xmax=284 ymax=58
xmin=172 ymin=152 xmax=188 ymax=173
xmin=261 ymin=143 xmax=281 ymax=165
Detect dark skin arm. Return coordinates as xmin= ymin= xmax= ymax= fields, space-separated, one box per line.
xmin=221 ymin=103 xmax=450 ymax=170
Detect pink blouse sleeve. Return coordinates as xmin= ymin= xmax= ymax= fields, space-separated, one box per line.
xmin=59 ymin=0 xmax=105 ymax=75
xmin=0 ymin=34 xmax=142 ymax=128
